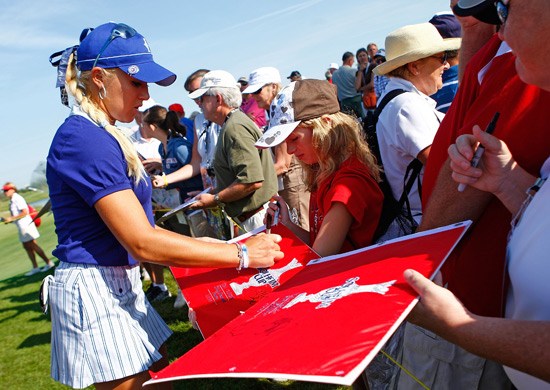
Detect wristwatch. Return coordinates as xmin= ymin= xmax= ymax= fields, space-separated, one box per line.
xmin=214 ymin=193 xmax=225 ymax=208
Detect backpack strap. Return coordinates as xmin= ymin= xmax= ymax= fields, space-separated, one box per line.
xmin=373 ymin=89 xmax=407 ymax=124
xmin=366 ymin=89 xmax=406 ymax=163
xmin=398 ymin=158 xmax=423 ymax=224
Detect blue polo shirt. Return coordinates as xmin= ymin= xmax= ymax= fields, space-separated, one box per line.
xmin=47 ymin=109 xmax=154 ymax=266
xmin=431 ymin=65 xmax=459 ymax=113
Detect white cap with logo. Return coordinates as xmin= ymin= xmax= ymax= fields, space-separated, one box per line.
xmin=188 ymin=70 xmax=239 ymax=99
xmin=242 ymin=67 xmax=281 ymax=94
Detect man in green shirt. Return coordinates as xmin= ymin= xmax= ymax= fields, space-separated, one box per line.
xmin=189 ymin=70 xmax=277 ymax=233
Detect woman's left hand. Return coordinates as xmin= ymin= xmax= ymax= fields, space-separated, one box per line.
xmin=404 ymin=269 xmax=474 ymax=335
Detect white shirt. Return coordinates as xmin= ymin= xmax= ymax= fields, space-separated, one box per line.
xmin=129 ymin=127 xmax=161 ymax=160
xmin=504 ymin=156 xmax=550 ymax=389
xmin=376 ymin=77 xmax=444 ymax=221
xmin=194 ymin=113 xmax=220 ymax=169
xmin=9 ymin=192 xmax=33 ymax=230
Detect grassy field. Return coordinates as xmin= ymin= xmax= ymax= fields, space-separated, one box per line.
xmin=0 ymin=194 xmax=349 ymax=390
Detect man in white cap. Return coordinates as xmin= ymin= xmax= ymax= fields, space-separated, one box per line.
xmin=243 ymin=67 xmax=310 ymax=231
xmin=326 ymin=63 xmax=339 ymax=84
xmin=188 ymin=70 xmax=277 ymax=233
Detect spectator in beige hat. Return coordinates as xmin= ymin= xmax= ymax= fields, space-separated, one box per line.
xmin=373 ymin=22 xmax=461 ymax=229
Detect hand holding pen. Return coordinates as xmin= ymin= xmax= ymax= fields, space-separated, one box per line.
xmin=449 ymin=112 xmax=518 ymax=195
xmin=265 ymin=196 xmax=284 ymax=233
xmin=456 ymin=112 xmax=500 ymax=192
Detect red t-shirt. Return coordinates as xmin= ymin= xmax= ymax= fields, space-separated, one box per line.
xmin=423 ymin=35 xmax=550 ymax=316
xmin=309 ymin=156 xmax=383 ymax=253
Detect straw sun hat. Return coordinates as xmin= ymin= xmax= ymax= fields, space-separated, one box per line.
xmin=374 ymin=23 xmax=461 ymax=76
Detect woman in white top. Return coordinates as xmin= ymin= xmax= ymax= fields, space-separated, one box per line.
xmin=405 ymin=0 xmax=550 ymax=386
xmin=2 ymin=182 xmax=54 ymax=275
xmin=374 ymin=23 xmax=461 ymax=223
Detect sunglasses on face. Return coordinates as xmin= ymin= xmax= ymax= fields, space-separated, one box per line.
xmin=431 ymin=51 xmax=449 ymax=65
xmin=253 ymin=84 xmax=269 ymax=95
xmin=92 ymin=23 xmax=137 ymax=68
xmin=495 ymin=0 xmax=509 ymax=24
xmin=197 ymin=93 xmax=216 ymax=103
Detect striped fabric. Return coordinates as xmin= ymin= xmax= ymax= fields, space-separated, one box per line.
xmin=49 ymin=262 xmax=172 ymax=389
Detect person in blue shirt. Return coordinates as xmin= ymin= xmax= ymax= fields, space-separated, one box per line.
xmin=46 ymin=22 xmax=282 ymax=389
xmin=429 ymin=12 xmax=461 ymax=113
xmin=142 ymin=105 xmax=203 ymax=203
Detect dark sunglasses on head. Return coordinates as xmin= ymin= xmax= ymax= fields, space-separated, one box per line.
xmin=92 ymin=23 xmax=137 ymax=68
xmin=495 ymin=0 xmax=509 ymax=24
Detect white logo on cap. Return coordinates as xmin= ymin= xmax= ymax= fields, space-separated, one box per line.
xmin=143 ymin=38 xmax=151 ymax=53
xmin=128 ymin=65 xmax=140 ymax=75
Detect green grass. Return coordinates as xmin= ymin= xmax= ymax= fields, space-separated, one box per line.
xmin=0 ymin=199 xmax=349 ymax=390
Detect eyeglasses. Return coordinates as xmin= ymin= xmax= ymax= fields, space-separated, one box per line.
xmin=92 ymin=23 xmax=137 ymax=68
xmin=495 ymin=0 xmax=509 ymax=24
xmin=431 ymin=51 xmax=449 ymax=65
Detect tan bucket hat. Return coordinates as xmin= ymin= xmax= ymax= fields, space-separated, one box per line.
xmin=374 ymin=23 xmax=461 ymax=76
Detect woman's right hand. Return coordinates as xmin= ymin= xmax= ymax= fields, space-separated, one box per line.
xmin=265 ymin=195 xmax=291 ymax=226
xmin=244 ymin=233 xmax=284 ymax=268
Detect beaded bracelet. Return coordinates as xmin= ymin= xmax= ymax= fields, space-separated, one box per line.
xmin=234 ymin=242 xmax=245 ymax=271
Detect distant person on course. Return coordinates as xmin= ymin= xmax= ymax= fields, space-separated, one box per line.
xmin=2 ymin=182 xmax=54 ymax=276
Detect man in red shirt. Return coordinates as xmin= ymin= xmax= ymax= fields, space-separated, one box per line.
xmin=397 ymin=1 xmax=550 ymax=388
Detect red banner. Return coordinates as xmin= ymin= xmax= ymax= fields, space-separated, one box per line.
xmin=171 ymin=224 xmax=319 ymax=338
xmin=156 ymin=222 xmax=470 ymax=386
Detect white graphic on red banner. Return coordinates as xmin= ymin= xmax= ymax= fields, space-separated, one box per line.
xmin=230 ymin=258 xmax=303 ymax=296
xmin=283 ymin=277 xmax=396 ymax=309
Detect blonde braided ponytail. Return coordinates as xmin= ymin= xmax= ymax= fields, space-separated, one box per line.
xmin=65 ymin=53 xmax=145 ymax=184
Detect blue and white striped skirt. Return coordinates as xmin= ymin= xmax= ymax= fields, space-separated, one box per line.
xmin=49 ymin=262 xmax=172 ymax=389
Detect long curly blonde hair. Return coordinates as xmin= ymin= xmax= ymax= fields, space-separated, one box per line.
xmin=300 ymin=112 xmax=380 ymax=191
xmin=65 ymin=53 xmax=144 ymax=183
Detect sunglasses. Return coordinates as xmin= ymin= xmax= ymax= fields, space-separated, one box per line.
xmin=197 ymin=93 xmax=216 ymax=103
xmin=252 ymin=86 xmax=264 ymax=95
xmin=495 ymin=0 xmax=509 ymax=24
xmin=92 ymin=23 xmax=137 ymax=68
xmin=431 ymin=51 xmax=449 ymax=65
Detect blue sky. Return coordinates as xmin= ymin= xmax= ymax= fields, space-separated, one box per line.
xmin=0 ymin=0 xmax=450 ymax=187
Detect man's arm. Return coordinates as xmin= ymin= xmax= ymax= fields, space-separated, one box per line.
xmin=191 ymin=181 xmax=262 ymax=209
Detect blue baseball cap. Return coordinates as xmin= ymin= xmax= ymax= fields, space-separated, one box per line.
xmin=76 ymin=22 xmax=176 ymax=86
xmin=429 ymin=13 xmax=462 ymax=39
